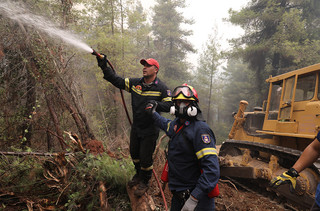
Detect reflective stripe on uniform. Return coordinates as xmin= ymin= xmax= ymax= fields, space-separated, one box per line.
xmin=141 ymin=91 xmax=161 ymax=96
xmin=166 ymin=122 xmax=171 ymax=132
xmin=162 ymin=97 xmax=172 ymax=102
xmin=132 ymin=159 xmax=140 ymax=163
xmin=125 ymin=78 xmax=130 ymax=92
xmin=141 ymin=165 xmax=153 ymax=171
xmin=196 ymin=148 xmax=217 ymax=159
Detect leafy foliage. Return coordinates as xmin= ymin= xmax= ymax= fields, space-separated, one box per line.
xmin=64 ymin=153 xmax=133 ymax=210
xmin=228 ymin=0 xmax=320 ymax=106
xmin=0 ymin=153 xmax=133 ymax=210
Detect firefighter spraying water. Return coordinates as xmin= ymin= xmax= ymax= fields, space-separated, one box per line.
xmin=7 ymin=0 xmax=320 ymax=209
xmin=95 ymin=52 xmax=173 ymax=197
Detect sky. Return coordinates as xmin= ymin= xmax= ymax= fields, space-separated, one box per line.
xmin=141 ymin=0 xmax=249 ymax=66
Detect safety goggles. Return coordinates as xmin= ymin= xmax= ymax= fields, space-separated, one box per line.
xmin=172 ymin=86 xmax=194 ymax=99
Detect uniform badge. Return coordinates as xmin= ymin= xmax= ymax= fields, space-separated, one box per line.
xmin=167 ymin=90 xmax=171 ymax=96
xmin=136 ymin=85 xmax=142 ymax=90
xmin=201 ymin=134 xmax=211 ymax=144
xmin=185 ymin=121 xmax=190 ymax=126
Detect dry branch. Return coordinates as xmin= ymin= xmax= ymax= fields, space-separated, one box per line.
xmin=0 ymin=151 xmax=73 ymax=157
xmin=153 ymin=134 xmax=168 ymax=160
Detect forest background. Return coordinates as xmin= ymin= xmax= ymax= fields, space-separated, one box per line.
xmin=1 ymin=0 xmax=320 ymax=210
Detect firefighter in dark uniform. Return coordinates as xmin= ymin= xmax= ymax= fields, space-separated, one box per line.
xmin=145 ymin=84 xmax=220 ymax=210
xmin=96 ymin=56 xmax=172 ymax=197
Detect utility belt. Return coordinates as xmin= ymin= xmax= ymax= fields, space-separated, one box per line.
xmin=171 ymin=189 xmax=192 ymax=203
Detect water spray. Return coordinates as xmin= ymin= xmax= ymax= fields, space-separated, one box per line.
xmin=0 ymin=1 xmax=93 ymax=53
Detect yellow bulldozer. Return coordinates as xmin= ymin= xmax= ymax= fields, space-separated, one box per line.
xmin=219 ymin=63 xmax=320 ymax=208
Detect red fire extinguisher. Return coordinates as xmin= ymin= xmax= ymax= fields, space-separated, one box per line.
xmin=161 ymin=160 xmax=169 ymax=182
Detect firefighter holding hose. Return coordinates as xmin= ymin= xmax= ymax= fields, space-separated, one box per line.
xmin=145 ymin=84 xmax=220 ymax=210
xmin=96 ymin=55 xmax=172 ymax=197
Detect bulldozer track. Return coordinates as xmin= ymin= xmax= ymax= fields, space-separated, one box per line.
xmin=220 ymin=139 xmax=320 ymax=174
xmin=219 ymin=139 xmax=320 ymax=210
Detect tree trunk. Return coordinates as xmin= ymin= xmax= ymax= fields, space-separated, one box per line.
xmin=207 ymin=64 xmax=214 ymax=123
xmin=44 ymin=91 xmax=66 ymax=149
xmin=21 ymin=64 xmax=36 ymax=148
xmin=54 ymin=85 xmax=90 ymax=143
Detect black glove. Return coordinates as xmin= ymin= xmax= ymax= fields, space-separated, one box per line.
xmin=96 ymin=53 xmax=108 ymax=69
xmin=269 ymin=167 xmax=299 ymax=192
xmin=145 ymin=100 xmax=158 ymax=115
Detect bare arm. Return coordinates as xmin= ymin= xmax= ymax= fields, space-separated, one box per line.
xmin=293 ymin=139 xmax=320 ymax=173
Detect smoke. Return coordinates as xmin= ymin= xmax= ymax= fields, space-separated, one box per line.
xmin=0 ymin=1 xmax=92 ymax=53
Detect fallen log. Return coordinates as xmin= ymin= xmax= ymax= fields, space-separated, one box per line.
xmin=126 ymin=185 xmax=156 ymax=211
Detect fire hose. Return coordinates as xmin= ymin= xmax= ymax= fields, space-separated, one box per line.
xmin=91 ymin=49 xmax=168 ymax=211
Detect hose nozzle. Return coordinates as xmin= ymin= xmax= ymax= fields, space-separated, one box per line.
xmin=91 ymin=49 xmax=104 ymax=59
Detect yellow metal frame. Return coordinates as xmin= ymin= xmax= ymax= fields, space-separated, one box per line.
xmin=262 ymin=63 xmax=320 ymax=138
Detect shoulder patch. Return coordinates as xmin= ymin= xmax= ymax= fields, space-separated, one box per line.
xmin=136 ymin=85 xmax=142 ymax=90
xmin=201 ymin=134 xmax=211 ymax=144
xmin=167 ymin=90 xmax=171 ymax=96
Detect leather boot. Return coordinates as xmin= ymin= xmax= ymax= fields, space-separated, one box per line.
xmin=134 ymin=169 xmax=151 ymax=197
xmin=134 ymin=180 xmax=149 ymax=197
xmin=128 ymin=173 xmax=140 ymax=188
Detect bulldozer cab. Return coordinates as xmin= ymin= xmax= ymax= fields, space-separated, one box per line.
xmin=260 ymin=63 xmax=320 ymax=139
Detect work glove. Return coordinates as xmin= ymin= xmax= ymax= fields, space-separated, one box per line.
xmin=269 ymin=167 xmax=299 ymax=192
xmin=96 ymin=53 xmax=108 ymax=69
xmin=181 ymin=195 xmax=198 ymax=211
xmin=145 ymin=100 xmax=158 ymax=115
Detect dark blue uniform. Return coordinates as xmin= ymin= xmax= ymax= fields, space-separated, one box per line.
xmin=102 ymin=66 xmax=172 ymax=135
xmin=101 ymin=66 xmax=172 ymax=182
xmin=153 ymin=112 xmax=220 ymax=210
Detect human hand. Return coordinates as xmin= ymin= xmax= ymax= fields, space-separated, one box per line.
xmin=181 ymin=195 xmax=198 ymax=211
xmin=96 ymin=53 xmax=107 ymax=69
xmin=145 ymin=100 xmax=158 ymax=115
xmin=269 ymin=168 xmax=299 ymax=192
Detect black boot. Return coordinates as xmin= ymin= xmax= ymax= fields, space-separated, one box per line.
xmin=128 ymin=173 xmax=140 ymax=188
xmin=134 ymin=169 xmax=152 ymax=197
xmin=128 ymin=163 xmax=141 ymax=188
xmin=134 ymin=180 xmax=149 ymax=197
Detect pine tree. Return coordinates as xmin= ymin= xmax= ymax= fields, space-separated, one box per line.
xmin=228 ymin=0 xmax=320 ymax=106
xmin=194 ymin=32 xmax=221 ymax=126
xmin=151 ymin=0 xmax=195 ymax=87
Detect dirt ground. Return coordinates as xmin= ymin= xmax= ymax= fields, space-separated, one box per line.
xmin=214 ymin=180 xmax=285 ymax=211
xmin=149 ymin=177 xmax=286 ymax=211
xmin=149 ymin=144 xmax=288 ymax=211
